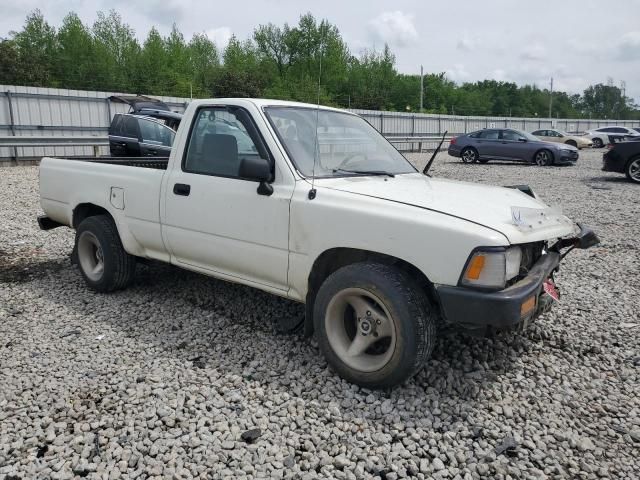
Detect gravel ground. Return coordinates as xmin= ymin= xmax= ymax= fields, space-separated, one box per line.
xmin=1 ymin=150 xmax=639 ymax=480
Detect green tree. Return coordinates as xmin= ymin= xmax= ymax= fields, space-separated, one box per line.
xmin=11 ymin=9 xmax=57 ymax=86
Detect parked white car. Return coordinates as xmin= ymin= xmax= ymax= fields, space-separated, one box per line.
xmin=37 ymin=99 xmax=599 ymax=388
xmin=584 ymin=126 xmax=640 ymax=148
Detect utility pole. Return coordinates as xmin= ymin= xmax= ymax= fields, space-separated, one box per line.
xmin=548 ymin=77 xmax=553 ymax=118
xmin=420 ymin=65 xmax=424 ymax=113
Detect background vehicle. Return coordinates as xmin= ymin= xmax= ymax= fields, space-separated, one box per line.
xmin=602 ymin=138 xmax=640 ymax=183
xmin=448 ymin=128 xmax=579 ymax=166
xmin=584 ymin=126 xmax=640 ymax=148
xmin=531 ymin=129 xmax=592 ymax=149
xmin=38 ymin=99 xmax=596 ymax=388
xmin=108 ymin=113 xmax=176 ymax=157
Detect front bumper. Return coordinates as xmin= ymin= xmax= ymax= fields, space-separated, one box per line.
xmin=435 ymin=224 xmax=599 ymax=331
xmin=557 ymin=150 xmax=579 ymax=164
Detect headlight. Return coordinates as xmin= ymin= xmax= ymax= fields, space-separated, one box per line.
xmin=461 ymin=247 xmax=522 ymax=289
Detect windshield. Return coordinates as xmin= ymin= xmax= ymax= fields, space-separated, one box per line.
xmin=264 ymin=107 xmax=416 ymax=178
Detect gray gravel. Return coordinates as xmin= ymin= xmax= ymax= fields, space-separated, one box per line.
xmin=1 ymin=149 xmax=639 ymax=480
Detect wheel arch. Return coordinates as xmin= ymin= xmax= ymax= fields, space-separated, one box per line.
xmin=303 ymin=247 xmax=440 ymax=337
xmin=72 ymin=202 xmax=144 ymax=257
xmin=73 ymin=203 xmax=112 ymax=229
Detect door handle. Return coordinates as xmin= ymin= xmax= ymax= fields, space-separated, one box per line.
xmin=173 ymin=183 xmax=191 ymax=196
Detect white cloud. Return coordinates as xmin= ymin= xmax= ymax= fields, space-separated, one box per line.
xmin=617 ymin=31 xmax=640 ymax=61
xmin=368 ymin=11 xmax=418 ymax=48
xmin=456 ymin=32 xmax=475 ymax=52
xmin=206 ymin=27 xmax=232 ymax=48
xmin=491 ymin=69 xmax=508 ymax=82
xmin=446 ymin=64 xmax=471 ymax=83
xmin=520 ymin=43 xmax=546 ymax=62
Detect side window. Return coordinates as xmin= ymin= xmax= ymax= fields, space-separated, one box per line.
xmin=184 ymin=107 xmax=269 ymax=178
xmin=502 ymin=130 xmax=523 ymax=141
xmin=479 ymin=130 xmax=499 ymax=139
xmin=612 ymin=127 xmax=627 ymax=133
xmin=139 ymin=118 xmax=174 ymax=147
xmin=122 ymin=116 xmax=140 ymax=139
xmin=109 ymin=114 xmax=123 ymax=136
xmin=600 ymin=127 xmax=613 ymax=133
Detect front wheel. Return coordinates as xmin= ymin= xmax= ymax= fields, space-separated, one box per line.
xmin=534 ymin=149 xmax=554 ymax=166
xmin=313 ymin=263 xmax=436 ymax=388
xmin=626 ymin=157 xmax=640 ymax=183
xmin=565 ymin=140 xmax=577 ymax=148
xmin=592 ymin=137 xmax=603 ymax=148
xmin=75 ymin=215 xmax=136 ymax=292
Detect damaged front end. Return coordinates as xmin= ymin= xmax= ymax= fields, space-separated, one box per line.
xmin=435 ymin=223 xmax=600 ymax=335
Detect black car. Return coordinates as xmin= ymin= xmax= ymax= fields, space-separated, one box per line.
xmin=602 ymin=138 xmax=640 ymax=183
xmin=108 ymin=113 xmax=177 ymax=157
xmin=108 ymin=96 xmax=182 ymax=157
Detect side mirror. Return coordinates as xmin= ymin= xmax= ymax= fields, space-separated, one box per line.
xmin=518 ymin=137 xmax=527 ymax=142
xmin=239 ymin=157 xmax=274 ymax=196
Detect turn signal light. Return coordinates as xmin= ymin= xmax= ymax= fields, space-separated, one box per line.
xmin=465 ymin=255 xmax=486 ymax=280
xmin=520 ymin=295 xmax=536 ymax=317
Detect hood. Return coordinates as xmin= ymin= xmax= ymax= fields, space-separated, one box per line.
xmin=316 ymin=173 xmax=578 ymax=244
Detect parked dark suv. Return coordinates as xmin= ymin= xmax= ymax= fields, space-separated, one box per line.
xmin=108 ymin=96 xmax=182 ymax=157
xmin=448 ymin=128 xmax=579 ymax=166
xmin=108 ymin=114 xmax=178 ymax=157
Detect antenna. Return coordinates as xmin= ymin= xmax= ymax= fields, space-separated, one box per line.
xmin=308 ymin=32 xmax=325 ymax=200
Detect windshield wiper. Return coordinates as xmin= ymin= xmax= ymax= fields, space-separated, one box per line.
xmin=332 ymin=168 xmax=395 ymax=177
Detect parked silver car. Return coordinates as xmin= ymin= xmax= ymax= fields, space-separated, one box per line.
xmin=448 ymin=128 xmax=579 ymax=166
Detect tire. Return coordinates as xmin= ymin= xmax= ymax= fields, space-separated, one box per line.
xmin=75 ymin=215 xmax=136 ymax=292
xmin=313 ymin=263 xmax=436 ymax=388
xmin=592 ymin=137 xmax=603 ymax=148
xmin=534 ymin=149 xmax=554 ymax=166
xmin=565 ymin=140 xmax=577 ymax=148
xmin=461 ymin=147 xmax=478 ymax=163
xmin=625 ymin=156 xmax=640 ymax=183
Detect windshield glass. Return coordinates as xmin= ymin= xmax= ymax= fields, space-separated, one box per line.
xmin=264 ymin=107 xmax=416 ymax=178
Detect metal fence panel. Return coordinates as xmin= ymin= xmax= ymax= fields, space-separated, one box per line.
xmin=1 ymin=84 xmax=639 ymax=162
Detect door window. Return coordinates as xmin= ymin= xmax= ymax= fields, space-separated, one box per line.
xmin=183 ymin=107 xmax=268 ymax=178
xmin=501 ymin=130 xmax=524 ymax=141
xmin=122 ymin=116 xmax=140 ymax=139
xmin=138 ymin=118 xmax=175 ymax=147
xmin=479 ymin=130 xmax=499 ymax=139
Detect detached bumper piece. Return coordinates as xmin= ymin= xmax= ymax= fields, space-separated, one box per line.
xmin=436 ymin=224 xmax=599 ymax=332
xmin=37 ymin=215 xmax=65 ymax=231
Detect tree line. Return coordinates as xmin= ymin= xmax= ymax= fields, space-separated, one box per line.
xmin=1 ymin=9 xmax=638 ymax=119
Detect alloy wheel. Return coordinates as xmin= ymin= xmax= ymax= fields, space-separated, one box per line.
xmin=324 ymin=288 xmax=397 ymax=373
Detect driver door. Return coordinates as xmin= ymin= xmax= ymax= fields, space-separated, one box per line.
xmin=162 ymin=106 xmax=292 ymax=291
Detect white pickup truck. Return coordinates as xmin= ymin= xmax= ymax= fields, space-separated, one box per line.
xmin=38 ymin=99 xmax=599 ymax=388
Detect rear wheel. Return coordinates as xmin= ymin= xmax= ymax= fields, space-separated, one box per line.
xmin=534 ymin=149 xmax=554 ymax=166
xmin=592 ymin=137 xmax=603 ymax=148
xmin=313 ymin=263 xmax=436 ymax=388
xmin=75 ymin=215 xmax=136 ymax=292
xmin=461 ymin=147 xmax=478 ymax=163
xmin=625 ymin=157 xmax=640 ymax=183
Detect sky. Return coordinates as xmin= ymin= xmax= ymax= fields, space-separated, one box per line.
xmin=1 ymin=0 xmax=640 ymax=102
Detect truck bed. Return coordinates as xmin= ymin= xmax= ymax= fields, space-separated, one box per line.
xmin=67 ymin=156 xmax=169 ymax=170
